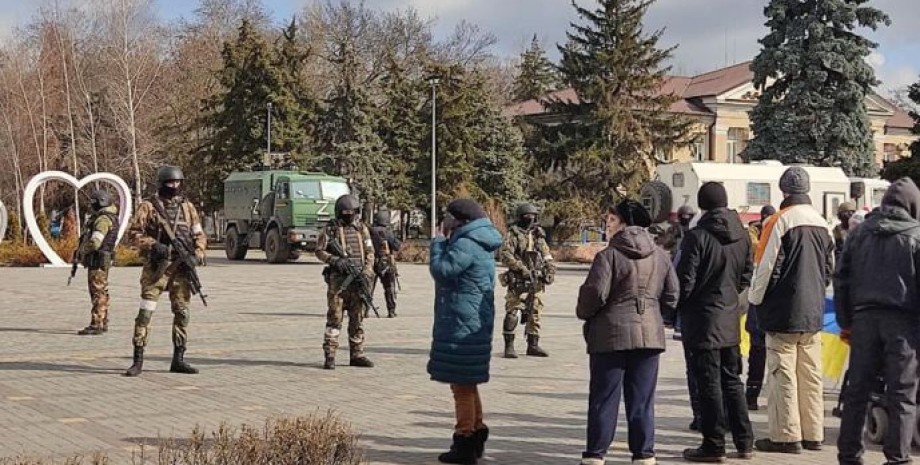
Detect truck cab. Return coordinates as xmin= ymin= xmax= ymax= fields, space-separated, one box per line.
xmin=223 ymin=170 xmax=351 ymax=263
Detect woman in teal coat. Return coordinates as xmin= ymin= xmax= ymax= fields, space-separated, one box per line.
xmin=429 ymin=198 xmax=503 ymax=464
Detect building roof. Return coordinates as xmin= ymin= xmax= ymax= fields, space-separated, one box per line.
xmin=505 ymin=60 xmax=917 ymax=132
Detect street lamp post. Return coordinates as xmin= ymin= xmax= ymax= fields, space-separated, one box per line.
xmin=266 ymin=102 xmax=273 ymax=160
xmin=428 ymin=75 xmax=440 ymax=238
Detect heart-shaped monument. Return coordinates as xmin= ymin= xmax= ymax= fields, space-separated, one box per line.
xmin=0 ymin=200 xmax=7 ymax=242
xmin=23 ymin=171 xmax=133 ymax=267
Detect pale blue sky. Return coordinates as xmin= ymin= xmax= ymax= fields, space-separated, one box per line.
xmin=2 ymin=0 xmax=918 ymax=94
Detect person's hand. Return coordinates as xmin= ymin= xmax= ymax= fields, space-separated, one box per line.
xmin=150 ymin=243 xmax=169 ymax=261
xmin=840 ymin=328 xmax=851 ymax=344
xmin=332 ymin=257 xmax=351 ymax=273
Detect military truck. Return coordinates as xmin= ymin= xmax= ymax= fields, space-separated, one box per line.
xmin=223 ymin=170 xmax=351 ymax=263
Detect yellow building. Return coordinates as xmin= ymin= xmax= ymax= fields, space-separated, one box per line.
xmin=505 ymin=61 xmax=916 ymax=170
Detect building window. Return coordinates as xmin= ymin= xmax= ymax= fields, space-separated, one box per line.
xmin=884 ymin=143 xmax=898 ymax=162
xmin=746 ymin=182 xmax=770 ymax=206
xmin=727 ymin=127 xmax=749 ymax=164
xmin=673 ymin=173 xmax=684 ymax=188
xmin=690 ymin=135 xmax=705 ymax=161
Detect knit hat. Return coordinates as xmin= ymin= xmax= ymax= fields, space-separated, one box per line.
xmin=446 ymin=198 xmax=487 ymax=222
xmin=882 ymin=177 xmax=920 ymax=221
xmin=697 ymin=182 xmax=728 ymax=211
xmin=779 ymin=167 xmax=810 ymax=194
xmin=614 ymin=200 xmax=652 ymax=228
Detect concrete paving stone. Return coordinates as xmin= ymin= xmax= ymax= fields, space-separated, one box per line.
xmin=0 ymin=251 xmax=890 ymax=464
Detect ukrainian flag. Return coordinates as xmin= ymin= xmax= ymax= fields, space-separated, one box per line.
xmin=740 ymin=296 xmax=848 ymax=382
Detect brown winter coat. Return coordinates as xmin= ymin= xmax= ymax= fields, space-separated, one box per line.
xmin=576 ymin=226 xmax=679 ymax=353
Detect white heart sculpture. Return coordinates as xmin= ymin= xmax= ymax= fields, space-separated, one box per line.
xmin=23 ymin=171 xmax=133 ymax=267
xmin=0 ymin=200 xmax=7 ymax=242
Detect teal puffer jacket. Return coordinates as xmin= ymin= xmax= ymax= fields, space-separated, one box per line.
xmin=427 ymin=218 xmax=503 ymax=385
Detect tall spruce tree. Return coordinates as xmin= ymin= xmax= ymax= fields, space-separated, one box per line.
xmin=880 ymin=77 xmax=920 ymax=184
xmin=746 ymin=0 xmax=890 ymax=176
xmin=511 ymin=35 xmax=560 ymax=102
xmin=551 ymin=0 xmax=690 ymax=211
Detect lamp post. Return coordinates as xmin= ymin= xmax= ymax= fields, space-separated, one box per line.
xmin=428 ymin=75 xmax=440 ymax=238
xmin=266 ymin=102 xmax=273 ymax=159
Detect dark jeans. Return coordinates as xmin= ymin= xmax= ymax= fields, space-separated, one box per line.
xmin=584 ymin=349 xmax=660 ymax=460
xmin=688 ymin=345 xmax=754 ymax=453
xmin=682 ymin=339 xmax=701 ymax=421
xmin=838 ymin=311 xmax=920 ymax=465
xmin=745 ymin=307 xmax=766 ymax=396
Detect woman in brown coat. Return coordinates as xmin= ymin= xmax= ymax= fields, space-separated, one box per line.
xmin=576 ymin=200 xmax=679 ymax=465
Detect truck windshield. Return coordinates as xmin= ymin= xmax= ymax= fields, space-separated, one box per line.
xmin=321 ymin=181 xmax=350 ymax=201
xmin=291 ymin=182 xmax=321 ymax=199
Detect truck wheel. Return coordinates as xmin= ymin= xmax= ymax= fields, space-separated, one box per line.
xmin=265 ymin=228 xmax=289 ymax=263
xmin=866 ymin=405 xmax=888 ymax=444
xmin=225 ymin=227 xmax=248 ymax=260
xmin=639 ymin=180 xmax=673 ymax=224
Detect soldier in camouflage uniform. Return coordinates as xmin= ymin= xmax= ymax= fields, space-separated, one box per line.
xmin=833 ymin=201 xmax=856 ymax=260
xmin=75 ymin=190 xmax=119 ymax=336
xmin=654 ymin=205 xmax=696 ymax=258
xmin=499 ymin=203 xmax=556 ymax=358
xmin=124 ymin=166 xmax=207 ymax=377
xmin=370 ymin=209 xmax=401 ymax=318
xmin=315 ymin=194 xmax=376 ymax=370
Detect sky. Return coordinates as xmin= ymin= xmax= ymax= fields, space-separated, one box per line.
xmin=1 ymin=0 xmax=918 ymax=95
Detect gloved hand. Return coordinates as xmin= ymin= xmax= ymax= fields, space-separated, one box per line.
xmin=332 ymin=257 xmax=351 ymax=274
xmin=150 ymin=243 xmax=170 ymax=262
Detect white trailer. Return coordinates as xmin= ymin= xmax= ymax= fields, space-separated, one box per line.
xmin=640 ymin=161 xmax=886 ymax=225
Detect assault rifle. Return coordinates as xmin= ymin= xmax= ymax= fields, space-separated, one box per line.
xmin=519 ymin=250 xmax=546 ymax=325
xmin=151 ymin=201 xmax=208 ymax=307
xmin=329 ymin=238 xmax=380 ymax=318
xmin=68 ymin=228 xmax=92 ymax=286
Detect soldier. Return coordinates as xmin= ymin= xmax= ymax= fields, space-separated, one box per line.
xmin=315 ymin=194 xmax=375 ymax=370
xmin=75 ymin=190 xmax=119 ymax=336
xmin=124 ymin=165 xmax=207 ymax=377
xmin=499 ymin=203 xmax=556 ymax=358
xmin=833 ymin=201 xmax=856 ymax=260
xmin=370 ymin=209 xmax=401 ymax=318
xmin=655 ymin=205 xmax=697 ymax=257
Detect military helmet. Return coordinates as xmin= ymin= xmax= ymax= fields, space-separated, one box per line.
xmin=374 ymin=210 xmax=391 ymax=226
xmin=89 ymin=190 xmax=113 ymax=208
xmin=676 ymin=205 xmax=696 ymax=217
xmin=334 ymin=195 xmax=360 ymax=217
xmin=156 ymin=165 xmax=185 ymax=188
xmin=515 ymin=203 xmax=539 ymax=218
xmin=837 ymin=201 xmax=856 ymax=215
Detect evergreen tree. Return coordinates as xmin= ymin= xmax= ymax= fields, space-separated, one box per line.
xmin=547 ymin=0 xmax=690 ymax=219
xmin=880 ymin=77 xmax=920 ymax=184
xmin=745 ymin=0 xmax=890 ymax=176
xmin=511 ymin=35 xmax=560 ymax=102
xmin=272 ymin=18 xmax=319 ymax=160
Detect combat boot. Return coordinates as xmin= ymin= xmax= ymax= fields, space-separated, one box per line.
xmin=503 ymin=334 xmax=517 ymax=359
xmin=324 ymin=355 xmax=336 ymax=370
xmin=169 ymin=345 xmax=199 ymax=374
xmin=387 ymin=308 xmax=397 ymax=318
xmin=124 ymin=346 xmax=144 ymax=377
xmin=526 ymin=334 xmax=549 ymax=357
xmin=350 ymin=356 xmax=374 ymax=367
xmin=77 ymin=325 xmax=104 ymax=336
xmin=438 ymin=433 xmax=477 ymax=464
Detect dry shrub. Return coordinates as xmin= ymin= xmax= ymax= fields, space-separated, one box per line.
xmin=60 ymin=210 xmax=78 ymax=241
xmin=395 ymin=241 xmax=429 ymax=264
xmin=152 ymin=412 xmax=363 ymax=465
xmin=0 ymin=233 xmax=143 ymax=267
xmin=551 ymin=243 xmax=606 ymax=264
xmin=0 ymin=453 xmax=108 ymax=465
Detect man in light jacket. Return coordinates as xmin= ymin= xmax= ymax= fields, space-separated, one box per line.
xmin=749 ymin=167 xmax=834 ymax=454
xmin=834 ymin=178 xmax=920 ymax=465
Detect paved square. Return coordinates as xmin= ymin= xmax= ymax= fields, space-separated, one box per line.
xmin=0 ymin=251 xmax=887 ymax=464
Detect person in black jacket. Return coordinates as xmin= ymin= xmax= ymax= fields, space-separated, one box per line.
xmin=677 ymin=182 xmax=755 ymax=462
xmin=370 ymin=210 xmax=402 ymax=318
xmin=834 ymin=177 xmax=920 ymax=465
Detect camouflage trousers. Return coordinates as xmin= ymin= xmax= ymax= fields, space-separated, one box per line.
xmin=503 ymin=285 xmax=545 ymax=336
xmin=86 ymin=267 xmax=111 ymax=329
xmin=372 ymin=268 xmax=398 ymax=313
xmin=323 ymin=278 xmax=366 ymax=360
xmin=132 ymin=263 xmax=192 ymax=348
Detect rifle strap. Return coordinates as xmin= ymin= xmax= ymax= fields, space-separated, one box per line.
xmin=151 ymin=197 xmax=182 ymax=245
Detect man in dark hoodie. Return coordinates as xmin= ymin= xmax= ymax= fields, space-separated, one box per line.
xmin=677 ymin=182 xmax=755 ymax=462
xmin=834 ymin=177 xmax=920 ymax=465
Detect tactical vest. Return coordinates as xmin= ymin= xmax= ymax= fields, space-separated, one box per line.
xmin=370 ymin=225 xmax=392 ymax=257
xmin=329 ymin=223 xmax=366 ymax=268
xmin=154 ymin=196 xmax=195 ymax=249
xmin=80 ymin=211 xmax=118 ymax=268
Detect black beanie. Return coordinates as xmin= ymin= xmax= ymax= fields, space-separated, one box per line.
xmin=698 ymin=182 xmax=728 ymax=211
xmin=446 ymin=198 xmax=487 ymax=222
xmin=615 ymin=200 xmax=652 ymax=228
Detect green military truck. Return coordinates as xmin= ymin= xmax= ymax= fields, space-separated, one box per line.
xmin=223 ymin=170 xmax=351 ymax=263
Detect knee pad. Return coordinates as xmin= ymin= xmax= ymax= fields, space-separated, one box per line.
xmin=324 ymin=327 xmax=341 ymax=338
xmin=173 ymin=308 xmax=190 ymax=328
xmin=503 ymin=313 xmax=518 ymax=333
xmin=135 ymin=309 xmax=154 ymax=326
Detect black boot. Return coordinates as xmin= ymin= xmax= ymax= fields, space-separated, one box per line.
xmin=324 ymin=355 xmax=336 ymax=370
xmin=124 ymin=346 xmax=144 ymax=377
xmin=350 ymin=356 xmax=374 ymax=367
xmin=77 ymin=325 xmax=104 ymax=336
xmin=387 ymin=307 xmax=397 ymax=318
xmin=170 ymin=345 xmax=199 ymax=374
xmin=526 ymin=334 xmax=549 ymax=357
xmin=438 ymin=433 xmax=477 ymax=464
xmin=474 ymin=425 xmax=489 ymax=458
xmin=503 ymin=334 xmax=517 ymax=359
